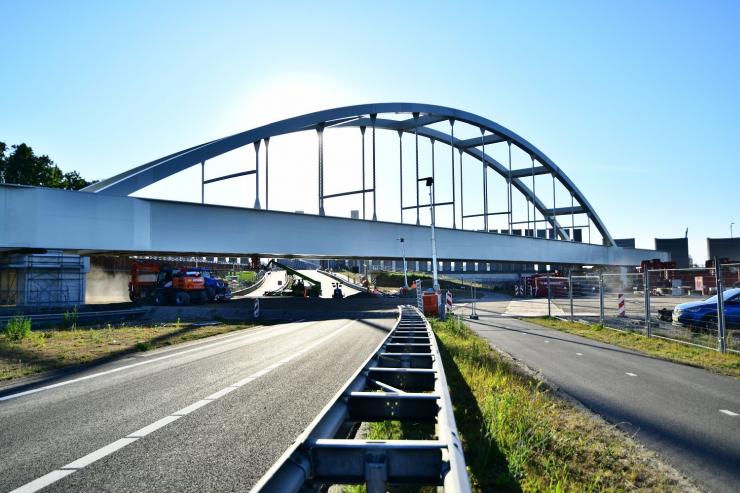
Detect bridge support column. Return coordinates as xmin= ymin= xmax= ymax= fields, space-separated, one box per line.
xmin=265 ymin=138 xmax=270 ymax=210
xmin=254 ymin=140 xmax=261 ymax=209
xmin=459 ymin=148 xmax=464 ymax=230
xmin=398 ymin=129 xmax=403 ymax=223
xmin=317 ymin=124 xmax=325 ymax=216
xmin=360 ymin=126 xmax=366 ymax=220
xmin=507 ymin=141 xmax=513 ymax=234
xmin=414 ymin=112 xmax=420 ymax=225
xmin=481 ymin=128 xmax=488 ymax=232
xmin=449 ymin=119 xmax=456 ymax=229
xmin=371 ymin=114 xmax=377 ymax=221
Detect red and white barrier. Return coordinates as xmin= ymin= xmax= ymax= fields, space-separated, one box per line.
xmin=446 ymin=291 xmax=453 ymax=311
xmin=254 ymin=298 xmax=260 ymax=319
xmin=617 ymin=293 xmax=626 ymax=317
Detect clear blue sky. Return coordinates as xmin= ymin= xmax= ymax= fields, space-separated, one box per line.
xmin=1 ymin=0 xmax=738 ymax=262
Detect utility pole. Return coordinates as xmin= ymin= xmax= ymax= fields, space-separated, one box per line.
xmin=420 ymin=177 xmax=440 ymax=312
xmin=397 ymin=237 xmax=409 ymax=289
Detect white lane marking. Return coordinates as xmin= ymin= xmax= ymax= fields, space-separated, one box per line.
xmin=575 ymin=352 xmax=583 ymax=356
xmin=205 ymin=386 xmax=239 ymax=400
xmin=232 ymin=376 xmax=255 ymax=387
xmin=172 ymin=399 xmax=211 ymax=416
xmin=719 ymin=409 xmax=738 ymax=416
xmin=11 ymin=319 xmax=357 ymax=493
xmin=127 ymin=415 xmax=181 ymax=438
xmin=543 ymin=340 xmax=549 ymax=343
xmin=626 ymin=372 xmax=637 ymax=377
xmin=62 ymin=437 xmax=138 ymax=469
xmin=0 ymin=322 xmax=308 ymax=402
xmin=9 ymin=469 xmax=76 ymax=493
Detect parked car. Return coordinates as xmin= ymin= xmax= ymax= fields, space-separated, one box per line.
xmin=672 ymin=288 xmax=740 ymax=329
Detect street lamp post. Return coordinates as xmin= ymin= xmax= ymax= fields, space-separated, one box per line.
xmin=419 ymin=177 xmax=440 ymax=295
xmin=731 ymin=222 xmax=735 ymax=238
xmin=397 ymin=237 xmax=409 ymax=288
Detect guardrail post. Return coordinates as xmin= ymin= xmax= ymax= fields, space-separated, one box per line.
xmin=644 ymin=269 xmax=652 ymax=337
xmin=568 ymin=270 xmax=574 ymax=320
xmin=715 ymin=257 xmax=727 ymax=353
xmin=599 ymin=273 xmax=605 ymax=325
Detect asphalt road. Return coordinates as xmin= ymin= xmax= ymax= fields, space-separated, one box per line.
xmin=464 ymin=309 xmax=740 ymax=493
xmin=0 ymin=313 xmax=395 ymax=492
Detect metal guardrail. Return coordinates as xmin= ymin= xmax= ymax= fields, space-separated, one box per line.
xmin=251 ymin=305 xmax=471 ymax=493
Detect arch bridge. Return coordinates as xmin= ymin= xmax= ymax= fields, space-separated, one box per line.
xmin=0 ymin=103 xmax=665 ymax=266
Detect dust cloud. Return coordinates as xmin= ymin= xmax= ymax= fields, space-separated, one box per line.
xmin=86 ymin=265 xmax=130 ymax=304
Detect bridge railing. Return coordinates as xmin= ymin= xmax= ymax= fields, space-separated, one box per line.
xmin=250 ymin=305 xmax=471 ymax=492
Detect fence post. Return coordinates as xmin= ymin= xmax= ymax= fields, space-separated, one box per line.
xmin=599 ymin=273 xmax=604 ymax=325
xmin=568 ymin=270 xmax=574 ymax=320
xmin=644 ymin=269 xmax=652 ymax=337
xmin=546 ymin=271 xmax=552 ymax=317
xmin=715 ymin=257 xmax=727 ymax=353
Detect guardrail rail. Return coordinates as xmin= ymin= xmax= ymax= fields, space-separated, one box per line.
xmin=251 ymin=305 xmax=471 ymax=493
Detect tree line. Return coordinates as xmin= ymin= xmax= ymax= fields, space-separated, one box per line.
xmin=0 ymin=141 xmax=94 ymax=190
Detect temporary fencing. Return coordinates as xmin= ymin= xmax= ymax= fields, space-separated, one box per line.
xmin=514 ymin=261 xmax=739 ymax=354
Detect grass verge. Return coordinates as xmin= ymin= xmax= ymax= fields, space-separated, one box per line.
xmin=0 ymin=321 xmax=256 ymax=382
xmin=526 ymin=317 xmax=740 ymax=378
xmin=363 ymin=317 xmax=691 ymax=492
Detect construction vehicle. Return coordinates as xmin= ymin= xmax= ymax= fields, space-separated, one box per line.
xmin=129 ymin=261 xmax=230 ymax=305
xmin=188 ymin=267 xmax=232 ymax=302
xmin=264 ymin=260 xmax=322 ymax=297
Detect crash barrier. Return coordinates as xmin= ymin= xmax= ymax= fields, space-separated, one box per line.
xmin=251 ymin=305 xmax=471 ymax=493
xmin=525 ymin=261 xmax=740 ymax=354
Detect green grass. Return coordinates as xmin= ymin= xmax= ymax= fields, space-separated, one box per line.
xmin=0 ymin=321 xmax=257 ymax=381
xmin=237 ymin=271 xmax=257 ymax=284
xmin=526 ymin=317 xmax=740 ymax=378
xmin=426 ymin=316 xmax=686 ymax=492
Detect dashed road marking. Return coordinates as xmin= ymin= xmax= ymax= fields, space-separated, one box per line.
xmin=626 ymin=372 xmax=637 ymax=377
xmin=8 ymin=319 xmax=356 ymax=493
xmin=543 ymin=340 xmax=549 ymax=343
xmin=576 ymin=352 xmax=583 ymax=356
xmin=719 ymin=409 xmax=738 ymax=416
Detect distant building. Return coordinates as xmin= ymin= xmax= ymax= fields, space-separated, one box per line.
xmin=615 ymin=238 xmax=636 ymax=248
xmin=707 ymin=237 xmax=740 ymax=261
xmin=655 ymin=238 xmax=690 ymax=268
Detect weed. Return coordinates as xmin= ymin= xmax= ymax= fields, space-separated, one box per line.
xmin=63 ymin=306 xmax=79 ymax=329
xmin=135 ymin=341 xmax=151 ymax=351
xmin=5 ymin=315 xmax=32 ymax=341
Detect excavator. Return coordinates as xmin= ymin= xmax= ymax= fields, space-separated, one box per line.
xmin=264 ymin=260 xmax=322 ymax=297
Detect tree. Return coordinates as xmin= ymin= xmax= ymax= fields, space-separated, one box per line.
xmin=0 ymin=141 xmax=93 ymax=190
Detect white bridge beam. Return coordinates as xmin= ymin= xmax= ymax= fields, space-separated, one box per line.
xmin=0 ymin=186 xmax=666 ymax=266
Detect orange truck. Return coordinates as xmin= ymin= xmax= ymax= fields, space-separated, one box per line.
xmin=129 ymin=262 xmax=207 ymax=305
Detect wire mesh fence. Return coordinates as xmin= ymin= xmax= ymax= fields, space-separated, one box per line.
xmin=508 ymin=262 xmax=740 ymax=354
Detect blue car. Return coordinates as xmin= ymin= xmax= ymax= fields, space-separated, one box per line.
xmin=672 ymin=287 xmax=740 ymax=329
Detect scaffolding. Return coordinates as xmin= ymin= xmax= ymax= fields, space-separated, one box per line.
xmin=0 ymin=251 xmax=89 ymax=307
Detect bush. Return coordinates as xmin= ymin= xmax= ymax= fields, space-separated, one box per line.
xmin=135 ymin=341 xmax=151 ymax=351
xmin=5 ymin=315 xmax=32 ymax=341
